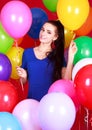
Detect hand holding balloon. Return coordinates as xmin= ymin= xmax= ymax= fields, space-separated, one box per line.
xmin=68 ymin=41 xmax=78 ymax=65
xmin=16 ymin=66 xmax=27 ymax=84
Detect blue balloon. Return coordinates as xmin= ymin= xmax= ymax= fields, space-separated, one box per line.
xmin=0 ymin=112 xmax=22 ymax=130
xmin=0 ymin=53 xmax=12 ymax=80
xmin=28 ymin=8 xmax=48 ymax=39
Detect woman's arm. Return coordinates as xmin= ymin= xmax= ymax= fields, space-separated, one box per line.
xmin=62 ymin=41 xmax=77 ymax=80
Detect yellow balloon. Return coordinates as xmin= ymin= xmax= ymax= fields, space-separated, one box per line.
xmin=57 ymin=0 xmax=90 ymax=30
xmin=64 ymin=27 xmax=76 ymax=48
xmin=6 ymin=46 xmax=24 ymax=79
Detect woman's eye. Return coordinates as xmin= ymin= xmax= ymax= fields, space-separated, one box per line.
xmin=47 ymin=31 xmax=51 ymax=34
xmin=41 ymin=28 xmax=44 ymax=31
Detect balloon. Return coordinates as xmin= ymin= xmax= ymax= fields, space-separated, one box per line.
xmin=89 ymin=0 xmax=92 ymax=6
xmin=74 ymin=64 xmax=92 ymax=110
xmin=74 ymin=36 xmax=92 ymax=65
xmin=0 ymin=112 xmax=22 ymax=130
xmin=0 ymin=53 xmax=12 ymax=80
xmin=38 ymin=93 xmax=76 ymax=130
xmin=28 ymin=8 xmax=48 ymax=39
xmin=75 ymin=7 xmax=92 ymax=36
xmin=0 ymin=23 xmax=14 ymax=53
xmin=13 ymin=37 xmax=24 ymax=46
xmin=42 ymin=0 xmax=58 ymax=12
xmin=72 ymin=58 xmax=92 ymax=81
xmin=6 ymin=46 xmax=24 ymax=79
xmin=48 ymin=79 xmax=80 ymax=111
xmin=87 ymin=30 xmax=92 ymax=37
xmin=0 ymin=1 xmax=32 ymax=38
xmin=0 ymin=81 xmax=19 ymax=112
xmin=64 ymin=27 xmax=76 ymax=48
xmin=9 ymin=78 xmax=28 ymax=101
xmin=57 ymin=0 xmax=90 ymax=30
xmin=13 ymin=99 xmax=41 ymax=130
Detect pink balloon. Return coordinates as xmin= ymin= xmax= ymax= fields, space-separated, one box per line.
xmin=1 ymin=1 xmax=32 ymax=38
xmin=38 ymin=93 xmax=76 ymax=130
xmin=48 ymin=79 xmax=80 ymax=111
xmin=12 ymin=99 xmax=41 ymax=130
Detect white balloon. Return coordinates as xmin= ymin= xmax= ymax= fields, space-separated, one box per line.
xmin=72 ymin=58 xmax=92 ymax=81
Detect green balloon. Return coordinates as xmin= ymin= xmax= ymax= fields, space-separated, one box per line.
xmin=0 ymin=23 xmax=14 ymax=54
xmin=42 ymin=0 xmax=58 ymax=12
xmin=74 ymin=36 xmax=92 ymax=65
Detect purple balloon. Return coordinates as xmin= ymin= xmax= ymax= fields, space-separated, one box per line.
xmin=13 ymin=99 xmax=41 ymax=130
xmin=38 ymin=92 xmax=76 ymax=130
xmin=0 ymin=53 xmax=12 ymax=80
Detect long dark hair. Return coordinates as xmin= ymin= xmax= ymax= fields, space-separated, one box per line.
xmin=47 ymin=20 xmax=65 ymax=81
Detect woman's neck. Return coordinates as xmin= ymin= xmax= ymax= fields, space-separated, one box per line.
xmin=34 ymin=44 xmax=52 ymax=60
xmin=37 ymin=43 xmax=52 ymax=53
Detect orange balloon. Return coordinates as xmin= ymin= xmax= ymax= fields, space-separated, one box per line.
xmin=75 ymin=7 xmax=92 ymax=36
xmin=64 ymin=27 xmax=76 ymax=48
xmin=17 ymin=37 xmax=23 ymax=45
xmin=6 ymin=46 xmax=24 ymax=79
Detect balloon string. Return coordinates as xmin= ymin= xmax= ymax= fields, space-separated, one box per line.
xmin=20 ymin=78 xmax=24 ymax=92
xmin=84 ymin=107 xmax=89 ymax=130
xmin=78 ymin=106 xmax=81 ymax=130
xmin=14 ymin=39 xmax=18 ymax=47
xmin=72 ymin=33 xmax=76 ymax=40
xmin=14 ymin=39 xmax=24 ymax=92
xmin=14 ymin=39 xmax=19 ymax=64
xmin=70 ymin=30 xmax=76 ymax=40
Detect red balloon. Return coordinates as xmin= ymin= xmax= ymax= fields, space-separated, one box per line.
xmin=9 ymin=78 xmax=28 ymax=101
xmin=87 ymin=30 xmax=92 ymax=37
xmin=0 ymin=81 xmax=19 ymax=112
xmin=89 ymin=0 xmax=92 ymax=6
xmin=74 ymin=64 xmax=92 ymax=110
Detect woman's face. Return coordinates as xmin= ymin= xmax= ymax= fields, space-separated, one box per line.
xmin=39 ymin=22 xmax=58 ymax=44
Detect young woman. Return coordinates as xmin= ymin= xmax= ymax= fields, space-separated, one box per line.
xmin=16 ymin=20 xmax=77 ymax=101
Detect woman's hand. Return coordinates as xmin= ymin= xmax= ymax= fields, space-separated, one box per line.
xmin=63 ymin=41 xmax=77 ymax=80
xmin=16 ymin=66 xmax=27 ymax=79
xmin=68 ymin=41 xmax=77 ymax=64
